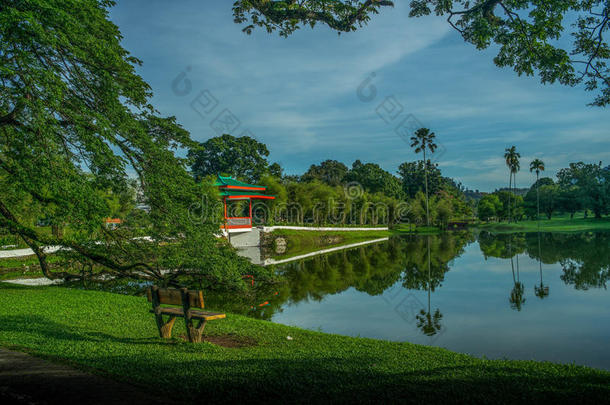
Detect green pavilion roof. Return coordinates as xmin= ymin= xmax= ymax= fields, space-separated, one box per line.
xmin=213 ymin=175 xmax=266 ymax=190
xmin=219 ymin=189 xmax=274 ymax=199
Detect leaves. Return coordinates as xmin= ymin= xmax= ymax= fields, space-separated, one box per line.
xmin=233 ymin=1 xmax=610 ymax=106
xmin=0 ymin=0 xmax=264 ymax=288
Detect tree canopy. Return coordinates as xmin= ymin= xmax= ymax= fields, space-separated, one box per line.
xmin=0 ymin=0 xmax=264 ymax=287
xmin=345 ymin=160 xmax=404 ymax=199
xmin=188 ymin=134 xmax=271 ymax=183
xmin=233 ymin=0 xmax=610 ymax=106
xmin=301 ymin=159 xmax=349 ymax=186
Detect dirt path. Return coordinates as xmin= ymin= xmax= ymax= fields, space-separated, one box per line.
xmin=0 ymin=348 xmax=175 ymax=404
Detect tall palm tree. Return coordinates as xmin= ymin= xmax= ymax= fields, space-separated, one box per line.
xmin=411 ymin=128 xmax=438 ymax=226
xmin=504 ymin=146 xmax=521 ymax=222
xmin=529 ymin=159 xmax=545 ymax=221
xmin=534 ymin=230 xmax=550 ymax=299
xmin=416 ymin=236 xmax=443 ymax=336
xmin=508 ymin=236 xmax=526 ymax=311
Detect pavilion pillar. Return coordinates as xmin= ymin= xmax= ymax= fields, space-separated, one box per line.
xmin=249 ymin=198 xmax=252 ymax=226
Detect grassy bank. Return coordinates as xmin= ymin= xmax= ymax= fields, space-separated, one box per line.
xmin=476 ymin=217 xmax=610 ymax=233
xmin=265 ymin=229 xmax=392 ymax=258
xmin=0 ymin=284 xmax=608 ymax=404
xmin=0 ymin=254 xmax=62 ymax=280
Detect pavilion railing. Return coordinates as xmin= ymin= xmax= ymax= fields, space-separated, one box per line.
xmin=226 ymin=217 xmax=251 ymax=227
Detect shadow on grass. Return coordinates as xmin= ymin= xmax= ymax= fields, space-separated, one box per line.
xmin=0 ymin=314 xmax=609 ymax=404
xmin=0 ymin=314 xmax=166 ymax=347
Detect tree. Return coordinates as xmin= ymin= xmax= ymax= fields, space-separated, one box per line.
xmin=301 ymin=160 xmax=348 ymax=186
xmin=344 ymin=161 xmax=404 ymax=199
xmin=534 ymin=233 xmax=550 ymax=300
xmin=529 ymin=159 xmax=545 ymax=221
xmin=268 ymin=162 xmax=283 ymax=178
xmin=557 ymin=162 xmax=608 ymax=218
xmin=410 ymin=128 xmax=438 ymax=226
xmin=495 ymin=191 xmax=523 ymax=221
xmin=557 ymin=185 xmax=583 ymax=219
xmin=524 ymin=177 xmax=554 ymax=220
xmin=477 ymin=194 xmax=502 ymax=221
xmin=188 ymin=134 xmax=270 ymax=183
xmin=538 ymin=185 xmax=559 ymax=220
xmin=504 ymin=146 xmax=521 ymax=222
xmin=434 ymin=198 xmax=453 ymax=229
xmin=0 ymin=0 xmax=264 ymax=287
xmin=398 ymin=160 xmax=444 ymax=199
xmin=233 ymin=1 xmax=610 ymax=107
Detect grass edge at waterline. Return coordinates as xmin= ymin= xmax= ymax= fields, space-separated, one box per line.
xmin=0 ymin=283 xmax=608 ymax=403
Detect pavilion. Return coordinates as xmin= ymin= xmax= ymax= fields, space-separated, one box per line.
xmin=214 ymin=175 xmax=275 ymax=232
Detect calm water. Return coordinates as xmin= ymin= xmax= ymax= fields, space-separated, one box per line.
xmin=236 ymin=231 xmax=610 ymax=370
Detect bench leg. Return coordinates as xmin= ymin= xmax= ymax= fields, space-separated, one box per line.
xmin=186 ymin=319 xmax=207 ymax=343
xmin=157 ymin=315 xmax=177 ymax=339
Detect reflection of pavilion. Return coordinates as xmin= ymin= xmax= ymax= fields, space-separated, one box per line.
xmin=214 ymin=175 xmax=275 ymax=232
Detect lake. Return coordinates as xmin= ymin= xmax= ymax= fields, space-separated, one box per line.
xmin=232 ymin=231 xmax=610 ymax=370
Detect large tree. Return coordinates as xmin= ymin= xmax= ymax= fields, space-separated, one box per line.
xmin=301 ymin=159 xmax=349 ymax=186
xmin=557 ymin=162 xmax=609 ymax=218
xmin=529 ymin=159 xmax=545 ymax=221
xmin=398 ymin=160 xmax=445 ymax=199
xmin=0 ymin=0 xmax=263 ymax=287
xmin=188 ymin=134 xmax=271 ymax=183
xmin=410 ymin=128 xmax=438 ymax=226
xmin=344 ymin=160 xmax=404 ymax=199
xmin=233 ymin=1 xmax=610 ymax=107
xmin=504 ymin=146 xmax=521 ymax=222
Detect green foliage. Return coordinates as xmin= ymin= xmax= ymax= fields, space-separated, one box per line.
xmin=188 ymin=134 xmax=271 ymax=183
xmin=232 ymin=0 xmax=394 ymax=37
xmin=557 ymin=185 xmax=584 ymax=218
xmin=301 ymin=159 xmax=348 ymax=186
xmin=477 ymin=194 xmax=503 ymax=220
xmin=398 ymin=160 xmax=444 ymax=198
xmin=234 ymin=1 xmax=610 ymax=106
xmin=478 ymin=231 xmax=610 ymax=291
xmin=557 ymin=162 xmax=610 ymax=219
xmin=477 ymin=216 xmax=610 ymax=233
xmin=344 ymin=160 xmax=404 ymax=199
xmin=493 ymin=191 xmax=524 ymax=221
xmin=0 ymin=0 xmax=262 ymax=288
xmin=525 ymin=182 xmax=559 ymax=220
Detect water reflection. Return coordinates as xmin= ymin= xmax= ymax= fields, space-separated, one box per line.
xmin=64 ymin=230 xmax=610 ymax=369
xmin=415 ymin=236 xmax=443 ymax=337
xmin=534 ymin=231 xmax=550 ymax=299
xmin=478 ymin=231 xmax=610 ymax=291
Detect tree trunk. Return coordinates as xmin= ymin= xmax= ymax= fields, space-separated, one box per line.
xmin=424 ymin=150 xmax=430 ymax=227
xmin=536 ymin=172 xmax=540 ymax=221
xmin=507 ymin=172 xmax=512 ymax=222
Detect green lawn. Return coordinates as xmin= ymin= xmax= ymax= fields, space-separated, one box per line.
xmin=0 ymin=284 xmax=608 ymax=403
xmin=476 ymin=216 xmax=610 ymax=233
xmin=0 ymin=254 xmax=62 ymax=280
xmin=267 ymin=229 xmax=392 ymax=259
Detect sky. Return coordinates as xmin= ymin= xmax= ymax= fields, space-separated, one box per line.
xmin=109 ymin=1 xmax=609 ymax=192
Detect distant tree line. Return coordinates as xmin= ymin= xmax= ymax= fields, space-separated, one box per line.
xmin=477 ymin=161 xmax=610 ymax=221
xmin=188 ymin=134 xmax=474 ymax=227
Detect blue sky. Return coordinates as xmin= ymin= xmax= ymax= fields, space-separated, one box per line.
xmin=110 ymin=1 xmax=609 ymax=192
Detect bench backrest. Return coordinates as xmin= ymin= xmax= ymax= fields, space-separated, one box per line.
xmin=146 ymin=287 xmax=204 ymax=309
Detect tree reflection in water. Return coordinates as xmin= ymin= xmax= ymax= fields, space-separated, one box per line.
xmin=203 ymin=231 xmax=610 ymax=320
xmin=534 ymin=230 xmax=550 ymax=299
xmin=478 ymin=231 xmax=610 ymax=292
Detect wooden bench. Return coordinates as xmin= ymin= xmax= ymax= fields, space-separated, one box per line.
xmin=146 ymin=286 xmax=226 ymax=343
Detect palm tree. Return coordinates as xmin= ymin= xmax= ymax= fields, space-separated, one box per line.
xmin=504 ymin=146 xmax=521 ymax=222
xmin=508 ymin=236 xmax=526 ymax=311
xmin=534 ymin=231 xmax=550 ymax=299
xmin=410 ymin=128 xmax=438 ymax=226
xmin=416 ymin=236 xmax=443 ymax=336
xmin=529 ymin=159 xmax=545 ymax=221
